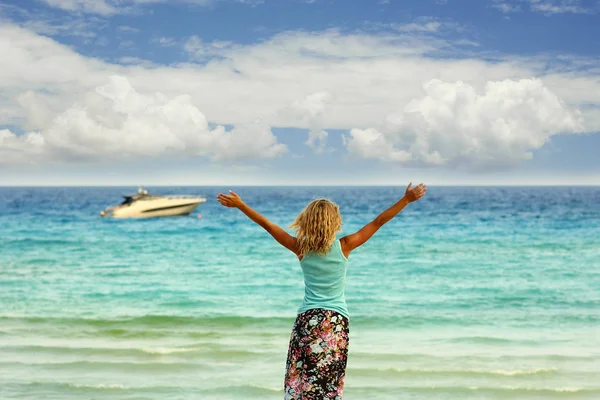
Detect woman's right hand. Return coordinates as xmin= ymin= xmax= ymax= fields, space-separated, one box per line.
xmin=405 ymin=182 xmax=427 ymax=203
xmin=217 ymin=190 xmax=246 ymax=209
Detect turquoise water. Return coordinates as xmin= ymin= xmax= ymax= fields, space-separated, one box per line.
xmin=1 ymin=186 xmax=599 ymax=399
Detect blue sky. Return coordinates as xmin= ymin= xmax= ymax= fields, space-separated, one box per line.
xmin=0 ymin=0 xmax=599 ymax=185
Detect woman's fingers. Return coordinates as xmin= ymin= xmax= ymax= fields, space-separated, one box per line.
xmin=217 ymin=194 xmax=233 ymax=206
xmin=217 ymin=192 xmax=241 ymax=208
xmin=409 ymin=183 xmax=427 ymax=200
xmin=218 ymin=200 xmax=233 ymax=207
xmin=217 ymin=191 xmax=240 ymax=202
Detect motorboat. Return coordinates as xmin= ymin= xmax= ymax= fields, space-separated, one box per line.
xmin=100 ymin=188 xmax=206 ymax=218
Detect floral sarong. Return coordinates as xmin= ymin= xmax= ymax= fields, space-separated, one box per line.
xmin=284 ymin=308 xmax=350 ymax=400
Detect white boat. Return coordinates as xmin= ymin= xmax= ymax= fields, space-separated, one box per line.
xmin=100 ymin=188 xmax=206 ymax=218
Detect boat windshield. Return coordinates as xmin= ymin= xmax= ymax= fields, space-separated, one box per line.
xmin=120 ymin=196 xmax=135 ymax=205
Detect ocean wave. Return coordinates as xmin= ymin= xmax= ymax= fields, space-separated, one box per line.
xmin=1 ymin=360 xmax=206 ymax=370
xmin=442 ymin=336 xmax=541 ymax=345
xmin=141 ymin=347 xmax=202 ymax=354
xmin=82 ymin=328 xmax=215 ymax=339
xmin=248 ymin=384 xmax=282 ymax=392
xmin=15 ymin=381 xmax=597 ymax=396
xmin=1 ymin=344 xmax=270 ymax=360
xmin=349 ymin=315 xmax=487 ymax=327
xmin=345 ymin=385 xmax=600 ymax=396
xmin=349 ymin=351 xmax=598 ymax=363
xmin=351 ymin=366 xmax=558 ymax=377
xmin=200 ymin=384 xmax=283 ymax=396
xmin=68 ymin=383 xmax=126 ymax=389
xmin=0 ymin=314 xmax=501 ymax=331
xmin=0 ymin=314 xmax=293 ymax=330
xmin=3 ymin=325 xmax=226 ymax=340
xmin=467 ymin=386 xmax=595 ymax=394
xmin=3 ymin=238 xmax=77 ymax=246
xmin=479 ymin=367 xmax=558 ymax=376
xmin=16 ymin=381 xmax=181 ymax=393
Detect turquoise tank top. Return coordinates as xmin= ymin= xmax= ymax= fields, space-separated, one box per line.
xmin=297 ymin=239 xmax=349 ymax=319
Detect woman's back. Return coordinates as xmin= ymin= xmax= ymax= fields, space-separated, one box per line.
xmin=216 ymin=183 xmax=426 ymax=399
xmin=298 ymin=239 xmax=349 ymax=318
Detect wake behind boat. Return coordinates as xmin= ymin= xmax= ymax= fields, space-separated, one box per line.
xmin=100 ymin=188 xmax=206 ymax=218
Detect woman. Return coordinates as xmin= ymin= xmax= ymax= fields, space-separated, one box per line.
xmin=217 ymin=183 xmax=427 ymax=399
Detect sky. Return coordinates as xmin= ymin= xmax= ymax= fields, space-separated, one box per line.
xmin=0 ymin=0 xmax=599 ymax=186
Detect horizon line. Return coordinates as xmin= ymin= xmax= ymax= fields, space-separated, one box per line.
xmin=1 ymin=184 xmax=599 ymax=188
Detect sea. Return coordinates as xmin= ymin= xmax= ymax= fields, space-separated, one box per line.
xmin=1 ymin=186 xmax=599 ymax=400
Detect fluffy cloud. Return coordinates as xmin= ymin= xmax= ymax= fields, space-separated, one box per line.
xmin=38 ymin=0 xmax=249 ymax=15
xmin=493 ymin=1 xmax=522 ymax=12
xmin=344 ymin=79 xmax=584 ymax=169
xmin=305 ymin=129 xmax=328 ymax=153
xmin=394 ymin=21 xmax=441 ymax=33
xmin=151 ymin=36 xmax=177 ymax=47
xmin=184 ymin=35 xmax=234 ymax=59
xmin=0 ymin=3 xmax=106 ymax=38
xmin=276 ymin=92 xmax=333 ymax=153
xmin=0 ymin=22 xmax=599 ymax=167
xmin=42 ymin=0 xmax=119 ymax=15
xmin=0 ymin=130 xmax=46 ymax=164
xmin=530 ymin=0 xmax=593 ymax=14
xmin=493 ymin=0 xmax=596 ymax=14
xmin=0 ymin=76 xmax=286 ymax=164
xmin=118 ymin=25 xmax=140 ymax=33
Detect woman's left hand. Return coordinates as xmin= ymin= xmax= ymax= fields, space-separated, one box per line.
xmin=217 ymin=190 xmax=245 ymax=208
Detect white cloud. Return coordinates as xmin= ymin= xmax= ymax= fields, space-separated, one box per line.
xmin=118 ymin=56 xmax=155 ymax=67
xmin=42 ymin=0 xmax=119 ymax=15
xmin=394 ymin=21 xmax=442 ymax=33
xmin=530 ymin=0 xmax=590 ymax=14
xmin=305 ymin=129 xmax=329 ymax=153
xmin=38 ymin=0 xmax=259 ymax=15
xmin=0 ymin=76 xmax=286 ymax=164
xmin=0 ymin=22 xmax=599 ymax=167
xmin=20 ymin=18 xmax=99 ymax=37
xmin=184 ymin=35 xmax=234 ymax=59
xmin=493 ymin=0 xmax=596 ymax=14
xmin=151 ymin=36 xmax=177 ymax=47
xmin=0 ymin=4 xmax=107 ymax=38
xmin=493 ymin=1 xmax=522 ymax=12
xmin=370 ymin=17 xmax=464 ymax=36
xmin=0 ymin=129 xmax=46 ymax=164
xmin=282 ymin=92 xmax=333 ymax=124
xmin=344 ymin=79 xmax=584 ymax=169
xmin=118 ymin=25 xmax=140 ymax=33
xmin=183 ymin=28 xmax=457 ymax=62
xmin=234 ymin=0 xmax=264 ymax=6
xmin=344 ymin=127 xmax=412 ymax=163
xmin=276 ymin=92 xmax=334 ymax=153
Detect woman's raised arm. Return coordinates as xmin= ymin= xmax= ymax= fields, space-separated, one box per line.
xmin=217 ymin=190 xmax=298 ymax=256
xmin=340 ymin=183 xmax=427 ymax=258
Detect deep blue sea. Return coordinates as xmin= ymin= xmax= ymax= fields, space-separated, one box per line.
xmin=1 ymin=186 xmax=599 ymax=399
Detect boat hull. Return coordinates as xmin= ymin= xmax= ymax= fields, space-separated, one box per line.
xmin=102 ymin=198 xmax=205 ymax=218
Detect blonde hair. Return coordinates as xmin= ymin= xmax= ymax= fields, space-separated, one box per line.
xmin=290 ymin=198 xmax=342 ymax=257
